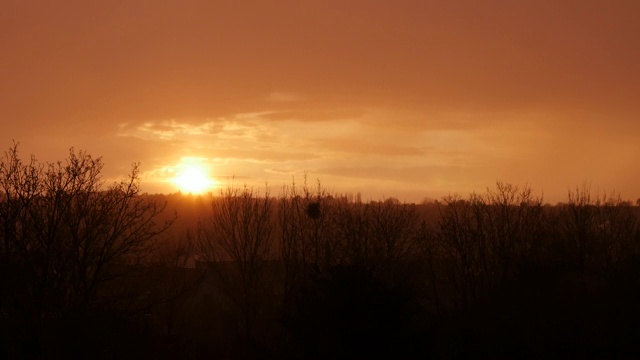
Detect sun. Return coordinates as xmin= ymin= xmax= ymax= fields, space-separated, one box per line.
xmin=171 ymin=161 xmax=216 ymax=194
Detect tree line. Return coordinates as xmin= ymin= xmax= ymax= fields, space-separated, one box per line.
xmin=1 ymin=144 xmax=639 ymax=359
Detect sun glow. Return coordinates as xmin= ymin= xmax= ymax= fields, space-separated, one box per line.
xmin=171 ymin=160 xmax=216 ymax=194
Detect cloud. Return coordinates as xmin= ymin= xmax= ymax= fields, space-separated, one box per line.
xmin=113 ymin=106 xmax=543 ymax=185
xmin=117 ymin=119 xmax=224 ymax=140
xmin=265 ymin=167 xmax=302 ymax=175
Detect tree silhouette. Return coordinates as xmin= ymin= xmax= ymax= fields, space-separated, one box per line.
xmin=0 ymin=143 xmax=172 ymax=357
xmin=198 ymin=184 xmax=275 ymax=347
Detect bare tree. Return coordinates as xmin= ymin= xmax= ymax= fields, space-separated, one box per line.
xmin=368 ymin=198 xmax=418 ymax=280
xmin=435 ymin=194 xmax=485 ymax=309
xmin=483 ymin=182 xmax=544 ymax=284
xmin=331 ymin=196 xmax=373 ymax=268
xmin=0 ymin=143 xmax=172 ymax=356
xmin=558 ymin=184 xmax=639 ymax=275
xmin=278 ymin=176 xmax=334 ymax=301
xmin=433 ymin=182 xmax=544 ymax=309
xmin=198 ymin=184 xmax=274 ymax=341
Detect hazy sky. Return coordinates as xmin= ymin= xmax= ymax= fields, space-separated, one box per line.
xmin=2 ymin=0 xmax=639 ymax=203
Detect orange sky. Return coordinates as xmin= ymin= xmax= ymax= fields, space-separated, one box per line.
xmin=2 ymin=0 xmax=639 ymax=203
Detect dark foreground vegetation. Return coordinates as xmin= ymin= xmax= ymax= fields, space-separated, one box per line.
xmin=1 ymin=145 xmax=640 ymax=359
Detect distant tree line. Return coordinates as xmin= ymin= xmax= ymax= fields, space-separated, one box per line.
xmin=1 ymin=144 xmax=640 ymax=359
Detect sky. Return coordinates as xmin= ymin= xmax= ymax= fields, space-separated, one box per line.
xmin=2 ymin=0 xmax=639 ymax=203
